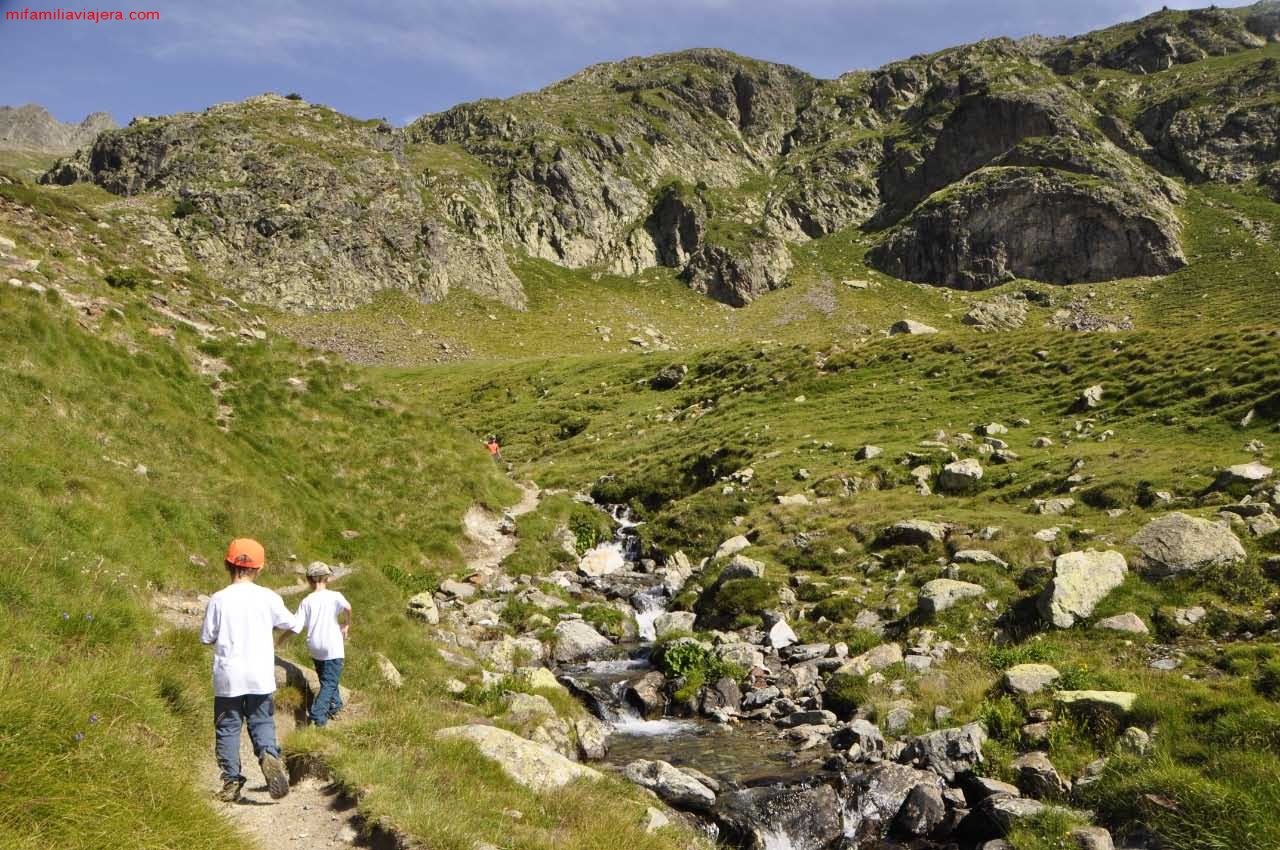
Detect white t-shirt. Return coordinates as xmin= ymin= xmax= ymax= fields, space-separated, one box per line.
xmin=201 ymin=582 xmax=298 ymax=698
xmin=292 ymin=588 xmax=351 ymax=661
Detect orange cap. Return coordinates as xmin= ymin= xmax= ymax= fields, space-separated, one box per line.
xmin=225 ymin=538 xmax=265 ymax=569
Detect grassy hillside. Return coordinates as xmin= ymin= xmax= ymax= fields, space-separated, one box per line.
xmin=0 ymin=170 xmax=706 ymax=850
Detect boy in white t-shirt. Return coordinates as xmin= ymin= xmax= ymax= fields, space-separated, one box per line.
xmin=200 ymin=538 xmax=298 ymax=803
xmin=282 ymin=562 xmax=353 ymax=726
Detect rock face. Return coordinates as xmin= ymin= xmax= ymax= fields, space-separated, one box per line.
xmin=435 ymin=725 xmax=602 ymax=792
xmin=47 ymin=16 xmax=1274 ymax=314
xmin=0 ymin=104 xmax=116 ymax=151
xmin=1038 ymin=550 xmax=1128 ymax=628
xmin=868 ymin=168 xmax=1184 ymax=289
xmin=1130 ymin=512 xmax=1246 ymax=577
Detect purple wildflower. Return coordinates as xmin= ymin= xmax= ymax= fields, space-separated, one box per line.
xmin=88 ymin=714 xmax=99 ymax=724
xmin=73 ymin=732 xmax=85 ymax=742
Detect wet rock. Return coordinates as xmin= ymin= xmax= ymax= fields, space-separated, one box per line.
xmin=918 ymin=578 xmax=986 ymax=614
xmin=623 ymin=759 xmax=716 ymax=812
xmin=701 ymin=677 xmax=742 ymax=714
xmin=625 ymin=670 xmax=668 ymax=719
xmin=894 ymin=782 xmax=947 ymax=839
xmin=778 ymin=709 xmax=837 ymax=728
xmin=900 ymin=722 xmax=988 ymax=781
xmin=1003 ymin=663 xmax=1061 ymax=695
xmin=436 ymin=725 xmax=602 ymax=792
xmin=845 ymin=762 xmax=940 ymax=844
xmin=552 ymin=620 xmax=613 ymax=663
xmin=1038 ymin=549 xmax=1128 ymax=628
xmin=716 ymin=784 xmax=842 ymax=850
xmin=1130 ymin=512 xmax=1246 ymax=577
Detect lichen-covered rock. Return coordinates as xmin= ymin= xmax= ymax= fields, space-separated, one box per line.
xmin=1038 ymin=549 xmax=1128 ymax=628
xmin=1003 ymin=664 xmax=1061 ymax=696
xmin=918 ymin=579 xmax=986 ymax=614
xmin=623 ymin=759 xmax=716 ymax=812
xmin=436 ymin=725 xmax=602 ymax=792
xmin=1130 ymin=512 xmax=1246 ymax=577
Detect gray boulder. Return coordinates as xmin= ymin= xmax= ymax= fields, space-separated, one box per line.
xmin=1037 ymin=549 xmax=1128 ymax=628
xmin=1094 ymin=612 xmax=1149 ymax=634
xmin=1003 ymin=663 xmax=1061 ymax=696
xmin=889 ymin=319 xmax=939 ymax=336
xmin=1213 ymin=461 xmax=1272 ymax=492
xmin=1130 ymin=512 xmax=1245 ymax=577
xmin=879 ymin=519 xmax=949 ymax=548
xmin=838 ymin=643 xmax=904 ymax=676
xmin=406 ymin=591 xmax=440 ymax=624
xmin=918 ymin=578 xmax=986 ymax=614
xmin=900 ymin=722 xmax=988 ymax=781
xmin=623 ymin=759 xmax=716 ymax=812
xmin=845 ymin=762 xmax=940 ymax=845
xmin=1010 ymin=751 xmax=1070 ymax=799
xmin=893 ymin=782 xmax=947 ymax=838
xmin=552 ymin=620 xmax=613 ymax=663
xmin=716 ymin=784 xmax=843 ymax=850
xmin=953 ymin=549 xmax=1008 ymax=568
xmin=436 ymin=725 xmax=602 ymax=792
xmin=938 ymin=458 xmax=984 ymax=494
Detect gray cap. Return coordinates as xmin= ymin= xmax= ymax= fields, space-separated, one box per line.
xmin=306 ymin=561 xmax=334 ymax=579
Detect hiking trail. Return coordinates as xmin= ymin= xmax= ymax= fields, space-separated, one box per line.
xmin=463 ymin=479 xmax=541 ymax=572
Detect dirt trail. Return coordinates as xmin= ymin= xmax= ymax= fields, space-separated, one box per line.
xmin=205 ymin=714 xmax=366 ymax=850
xmin=463 ymin=480 xmax=541 ymax=572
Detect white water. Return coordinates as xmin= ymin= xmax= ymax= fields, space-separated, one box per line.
xmin=611 ymin=716 xmax=700 ymax=736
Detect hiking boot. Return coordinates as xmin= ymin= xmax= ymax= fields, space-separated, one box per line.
xmin=217 ymin=777 xmax=245 ymax=803
xmin=260 ymin=753 xmax=290 ymax=800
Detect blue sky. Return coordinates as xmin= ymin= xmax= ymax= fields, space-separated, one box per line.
xmin=0 ymin=0 xmax=1254 ymax=126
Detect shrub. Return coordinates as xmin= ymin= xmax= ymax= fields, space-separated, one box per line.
xmin=1208 ymin=559 xmax=1271 ymax=603
xmin=1081 ymin=482 xmax=1135 ymax=509
xmin=104 ymin=267 xmax=147 ymax=289
xmin=172 ymin=197 xmax=198 ymax=219
xmin=701 ymin=577 xmax=776 ymax=623
xmin=810 ymin=594 xmax=861 ymax=622
xmin=580 ymin=604 xmax=627 ymax=640
xmin=824 ymin=672 xmax=869 ymax=719
xmin=1257 ymin=658 xmax=1280 ymax=698
xmin=285 ymin=92 xmax=304 ymax=101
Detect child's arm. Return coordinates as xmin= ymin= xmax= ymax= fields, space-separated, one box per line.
xmin=339 ymin=595 xmax=353 ymax=639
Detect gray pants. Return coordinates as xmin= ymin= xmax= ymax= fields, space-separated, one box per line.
xmin=214 ymin=693 xmax=280 ymax=784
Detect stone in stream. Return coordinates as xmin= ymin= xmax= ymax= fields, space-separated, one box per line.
xmin=778 ymin=709 xmax=837 ymax=729
xmin=715 ymin=783 xmax=843 ymax=850
xmin=893 ymin=782 xmax=947 ymax=839
xmin=623 ymin=759 xmax=716 ymax=812
xmin=435 ymin=725 xmax=602 ymax=792
xmin=700 ymin=677 xmax=742 ymax=715
xmin=653 ymin=610 xmax=697 ymax=636
xmin=1037 ymin=549 xmax=1128 ymax=628
xmin=551 ymin=620 xmax=613 ymax=664
xmin=844 ymin=762 xmax=940 ymax=845
xmin=625 ymin=670 xmax=668 ymax=719
xmin=1130 ymin=512 xmax=1245 ymax=577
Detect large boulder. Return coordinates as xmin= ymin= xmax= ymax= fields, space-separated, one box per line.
xmin=918 ymin=578 xmax=986 ymax=614
xmin=938 ymin=459 xmax=984 ymax=494
xmin=1130 ymin=512 xmax=1246 ymax=577
xmin=1010 ymin=751 xmax=1070 ymax=799
xmin=578 ymin=545 xmax=625 ymax=577
xmin=715 ymin=783 xmax=843 ymax=850
xmin=845 ymin=762 xmax=941 ymax=844
xmin=879 ymin=520 xmax=949 ymax=549
xmin=893 ymin=782 xmax=948 ymax=839
xmin=552 ymin=620 xmax=614 ymax=663
xmin=1037 ymin=550 xmax=1128 ymax=628
xmin=900 ymin=722 xmax=988 ymax=782
xmin=435 ymin=725 xmax=602 ymax=792
xmin=623 ymin=759 xmax=716 ymax=812
xmin=889 ymin=319 xmax=939 ymax=336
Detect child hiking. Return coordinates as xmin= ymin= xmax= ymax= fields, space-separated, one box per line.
xmin=282 ymin=562 xmax=352 ymax=727
xmin=200 ymin=538 xmax=298 ymax=802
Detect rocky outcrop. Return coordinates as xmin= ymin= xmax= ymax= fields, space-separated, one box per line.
xmin=0 ymin=104 xmax=116 ymax=151
xmin=42 ymin=95 xmax=526 ymax=313
xmin=867 ymin=168 xmax=1185 ymax=289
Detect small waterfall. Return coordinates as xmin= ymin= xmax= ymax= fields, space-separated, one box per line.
xmin=633 ymin=585 xmax=668 ymax=641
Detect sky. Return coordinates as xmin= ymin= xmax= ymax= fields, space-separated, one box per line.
xmin=0 ymin=0 xmax=1256 ymax=127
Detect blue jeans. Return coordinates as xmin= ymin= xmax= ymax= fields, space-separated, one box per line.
xmin=311 ymin=657 xmax=344 ymax=726
xmin=214 ymin=694 xmax=280 ymax=784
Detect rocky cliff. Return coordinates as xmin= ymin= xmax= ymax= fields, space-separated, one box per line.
xmin=37 ymin=2 xmax=1280 ymax=310
xmin=0 ymin=104 xmax=116 ymax=151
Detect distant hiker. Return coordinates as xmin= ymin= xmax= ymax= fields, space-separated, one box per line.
xmin=200 ymin=538 xmax=298 ymax=803
xmin=485 ymin=435 xmax=503 ymax=463
xmin=280 ymin=562 xmax=352 ymax=727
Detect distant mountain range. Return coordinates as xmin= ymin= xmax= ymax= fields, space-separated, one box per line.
xmin=0 ymin=104 xmax=117 ymax=152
